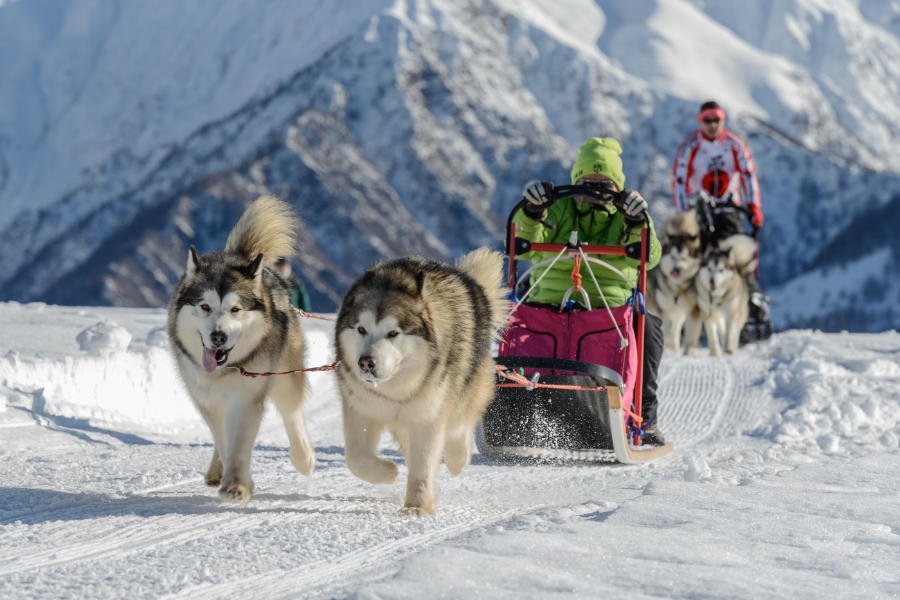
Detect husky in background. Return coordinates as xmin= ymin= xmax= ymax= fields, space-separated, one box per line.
xmin=334 ymin=248 xmax=509 ymax=515
xmin=648 ymin=211 xmax=703 ymax=354
xmin=688 ymin=236 xmax=752 ymax=356
xmin=167 ymin=196 xmax=315 ymax=504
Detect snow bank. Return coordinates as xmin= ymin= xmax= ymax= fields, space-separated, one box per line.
xmin=0 ymin=302 xmax=337 ymax=437
xmin=0 ymin=305 xmax=197 ymax=434
xmin=4 ymin=303 xmax=899 ymax=460
xmin=761 ymin=330 xmax=900 ymax=456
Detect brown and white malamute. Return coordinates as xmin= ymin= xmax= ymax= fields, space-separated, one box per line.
xmin=334 ymin=248 xmax=508 ymax=515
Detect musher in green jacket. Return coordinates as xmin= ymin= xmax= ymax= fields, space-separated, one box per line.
xmin=513 ymin=136 xmax=667 ymax=445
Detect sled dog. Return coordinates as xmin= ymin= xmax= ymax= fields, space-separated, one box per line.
xmin=167 ymin=196 xmax=315 ymax=504
xmin=648 ymin=211 xmax=703 ymax=354
xmin=689 ymin=243 xmax=750 ymax=356
xmin=335 ymin=248 xmax=509 ymax=515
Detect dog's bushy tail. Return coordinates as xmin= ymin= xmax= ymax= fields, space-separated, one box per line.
xmin=225 ymin=195 xmax=297 ymax=266
xmin=719 ymin=234 xmax=758 ymax=277
xmin=456 ymin=247 xmax=511 ymax=333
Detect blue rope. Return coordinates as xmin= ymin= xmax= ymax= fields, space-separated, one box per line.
xmin=628 ymin=416 xmax=655 ymax=438
xmin=628 ymin=289 xmax=645 ymax=315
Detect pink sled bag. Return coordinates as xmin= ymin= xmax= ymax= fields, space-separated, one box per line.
xmin=498 ymin=303 xmax=637 ymax=414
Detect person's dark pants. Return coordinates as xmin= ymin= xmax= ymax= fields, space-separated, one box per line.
xmin=639 ymin=311 xmax=664 ymax=426
xmin=708 ymin=210 xmax=764 ymax=298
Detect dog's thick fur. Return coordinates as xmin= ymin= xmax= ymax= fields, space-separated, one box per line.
xmin=688 ymin=237 xmax=751 ymax=356
xmin=334 ymin=248 xmax=509 ymax=515
xmin=647 ymin=211 xmax=703 ymax=354
xmin=167 ymin=196 xmax=315 ymax=504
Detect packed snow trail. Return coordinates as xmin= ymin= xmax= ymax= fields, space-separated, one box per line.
xmin=1 ymin=304 xmax=898 ymax=599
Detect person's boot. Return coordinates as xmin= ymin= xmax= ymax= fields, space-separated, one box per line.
xmin=642 ymin=424 xmax=667 ymax=446
xmin=750 ymin=291 xmax=771 ymax=322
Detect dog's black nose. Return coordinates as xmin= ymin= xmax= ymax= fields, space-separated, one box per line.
xmin=210 ymin=330 xmax=228 ymax=348
xmin=358 ymin=356 xmax=376 ymax=374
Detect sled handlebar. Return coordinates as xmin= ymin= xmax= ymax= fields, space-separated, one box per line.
xmin=690 ymin=191 xmax=759 ymax=240
xmin=550 ymin=184 xmax=650 ymax=226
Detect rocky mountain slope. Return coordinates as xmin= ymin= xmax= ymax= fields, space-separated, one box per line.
xmin=1 ymin=0 xmax=898 ymax=329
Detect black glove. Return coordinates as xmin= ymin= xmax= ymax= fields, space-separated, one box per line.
xmin=619 ymin=188 xmax=648 ymax=222
xmin=522 ymin=180 xmax=555 ymax=219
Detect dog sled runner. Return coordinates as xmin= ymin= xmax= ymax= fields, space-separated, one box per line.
xmin=479 ymin=187 xmax=673 ymax=463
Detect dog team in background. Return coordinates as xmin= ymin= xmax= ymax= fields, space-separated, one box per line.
xmin=167 ymin=99 xmax=766 ymax=511
xmin=651 ymin=100 xmax=769 ymax=356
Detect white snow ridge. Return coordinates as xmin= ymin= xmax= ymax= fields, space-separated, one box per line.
xmin=1 ymin=303 xmax=898 ymax=598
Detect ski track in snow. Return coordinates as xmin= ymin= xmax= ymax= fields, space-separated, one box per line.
xmin=1 ymin=345 xmax=767 ymax=598
xmin=10 ymin=308 xmax=893 ymax=598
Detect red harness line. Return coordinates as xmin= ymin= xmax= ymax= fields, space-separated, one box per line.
xmin=229 ymin=310 xmax=340 ymax=377
xmin=236 ymin=362 xmax=340 ymax=378
xmin=495 ymin=364 xmax=605 ymax=392
xmin=298 ymin=310 xmax=336 ymax=322
xmin=494 ymin=365 xmax=642 ymax=424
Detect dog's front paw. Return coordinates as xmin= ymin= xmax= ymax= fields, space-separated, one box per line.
xmin=403 ymin=479 xmax=435 ymax=515
xmin=219 ymin=481 xmax=253 ymax=504
xmin=444 ymin=434 xmax=472 ymax=476
xmin=347 ymin=457 xmax=398 ymax=485
xmin=401 ymin=503 xmax=436 ymax=517
xmin=291 ymin=448 xmax=316 ymax=477
xmin=369 ymin=459 xmax=399 ymax=485
xmin=204 ymin=464 xmax=223 ymax=487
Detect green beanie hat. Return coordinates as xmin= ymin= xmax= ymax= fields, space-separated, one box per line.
xmin=570 ymin=137 xmax=625 ymax=189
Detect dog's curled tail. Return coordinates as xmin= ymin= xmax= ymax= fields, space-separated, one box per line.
xmin=225 ymin=195 xmax=297 ymax=266
xmin=456 ymin=247 xmax=511 ymax=333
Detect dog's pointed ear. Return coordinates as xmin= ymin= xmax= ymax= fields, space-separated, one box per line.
xmin=243 ymin=254 xmax=265 ymax=295
xmin=246 ymin=253 xmax=264 ymax=278
xmin=186 ymin=246 xmax=201 ymax=276
xmin=414 ymin=270 xmax=427 ymax=297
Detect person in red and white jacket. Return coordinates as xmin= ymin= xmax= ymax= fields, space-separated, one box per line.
xmin=672 ymin=100 xmax=763 ymax=232
xmin=672 ymin=100 xmax=770 ymax=321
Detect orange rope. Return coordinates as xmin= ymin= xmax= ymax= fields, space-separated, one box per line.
xmin=571 ymin=254 xmax=583 ymax=292
xmin=495 ymin=365 xmax=605 ymax=392
xmin=496 ymin=382 xmax=604 ymax=391
xmin=495 ymin=365 xmax=642 ymax=423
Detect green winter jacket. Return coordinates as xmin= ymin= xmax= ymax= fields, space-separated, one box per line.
xmin=513 ymin=198 xmax=661 ymax=308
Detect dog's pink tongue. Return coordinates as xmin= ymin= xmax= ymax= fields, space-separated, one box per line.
xmin=202 ymin=348 xmax=219 ymax=373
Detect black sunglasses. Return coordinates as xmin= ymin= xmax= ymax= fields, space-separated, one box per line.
xmin=702 ymin=118 xmax=721 ymax=124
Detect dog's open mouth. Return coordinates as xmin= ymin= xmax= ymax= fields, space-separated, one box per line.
xmin=670 ymin=266 xmax=681 ymax=278
xmin=202 ymin=347 xmax=232 ymax=373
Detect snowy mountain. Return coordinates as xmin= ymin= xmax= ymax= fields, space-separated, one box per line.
xmin=1 ymin=0 xmax=899 ymax=330
xmin=1 ymin=303 xmax=899 ymax=597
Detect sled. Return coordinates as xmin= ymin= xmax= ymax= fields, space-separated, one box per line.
xmin=478 ymin=187 xmax=673 ymax=463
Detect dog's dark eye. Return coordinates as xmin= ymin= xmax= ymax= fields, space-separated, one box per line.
xmin=386 ymin=330 xmax=399 ymax=339
xmin=230 ymin=307 xmax=241 ymax=314
xmin=357 ymin=326 xmax=367 ymax=335
xmin=200 ymin=304 xmax=211 ymax=313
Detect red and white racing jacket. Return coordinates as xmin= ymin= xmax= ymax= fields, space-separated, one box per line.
xmin=671 ymin=129 xmax=761 ymax=213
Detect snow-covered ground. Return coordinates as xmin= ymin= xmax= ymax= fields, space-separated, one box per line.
xmin=1 ymin=302 xmax=898 ymax=598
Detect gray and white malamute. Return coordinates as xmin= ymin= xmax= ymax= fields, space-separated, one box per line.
xmin=689 ymin=234 xmax=755 ymax=356
xmin=168 ymin=196 xmax=315 ymax=504
xmin=335 ymin=248 xmax=509 ymax=515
